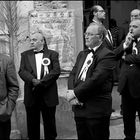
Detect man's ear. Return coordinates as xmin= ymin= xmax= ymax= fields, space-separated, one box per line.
xmin=41 ymin=39 xmax=44 ymax=43
xmin=93 ymin=11 xmax=97 ymax=17
xmin=99 ymin=34 xmax=103 ymax=41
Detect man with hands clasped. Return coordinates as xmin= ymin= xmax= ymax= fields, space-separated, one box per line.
xmin=67 ymin=23 xmax=116 ymax=140
xmin=18 ymin=31 xmax=60 ymax=140
xmin=114 ymin=19 xmax=140 ymax=140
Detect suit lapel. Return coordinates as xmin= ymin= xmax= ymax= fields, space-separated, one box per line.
xmin=90 ymin=44 xmax=104 ymax=68
xmin=136 ymin=41 xmax=140 ymax=54
xmin=75 ymin=50 xmax=89 ymax=82
xmin=104 ymin=37 xmax=113 ymax=50
xmin=28 ymin=50 xmax=37 ymax=77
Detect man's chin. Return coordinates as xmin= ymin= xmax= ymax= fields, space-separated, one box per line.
xmin=30 ymin=46 xmax=35 ymax=49
xmin=85 ymin=44 xmax=89 ymax=47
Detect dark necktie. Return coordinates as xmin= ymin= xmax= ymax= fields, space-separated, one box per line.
xmin=133 ymin=39 xmax=138 ymax=44
xmin=34 ymin=49 xmax=44 ymax=54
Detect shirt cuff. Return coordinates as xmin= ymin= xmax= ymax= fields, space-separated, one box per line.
xmin=123 ymin=42 xmax=127 ymax=50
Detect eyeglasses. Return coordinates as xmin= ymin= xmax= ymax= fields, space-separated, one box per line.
xmin=97 ymin=10 xmax=105 ymax=13
xmin=84 ymin=32 xmax=100 ymax=37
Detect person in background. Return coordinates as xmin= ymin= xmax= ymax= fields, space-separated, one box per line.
xmin=18 ymin=31 xmax=60 ymax=140
xmin=110 ymin=18 xmax=126 ymax=50
xmin=67 ymin=23 xmax=116 ymax=140
xmin=130 ymin=9 xmax=140 ymax=21
xmin=114 ymin=19 xmax=140 ymax=140
xmin=89 ymin=4 xmax=115 ymax=113
xmin=110 ymin=18 xmax=126 ymax=83
xmin=0 ymin=54 xmax=19 ymax=139
xmin=89 ymin=5 xmax=114 ymax=51
xmin=123 ymin=9 xmax=140 ymax=36
xmin=118 ymin=9 xmax=140 ymax=116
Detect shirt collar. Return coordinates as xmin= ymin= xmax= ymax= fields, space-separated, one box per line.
xmin=92 ymin=19 xmax=102 ymax=25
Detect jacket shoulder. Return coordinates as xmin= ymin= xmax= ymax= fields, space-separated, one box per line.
xmin=21 ymin=49 xmax=33 ymax=56
xmin=48 ymin=49 xmax=59 ymax=56
xmin=48 ymin=49 xmax=59 ymax=55
xmin=97 ymin=45 xmax=115 ymax=58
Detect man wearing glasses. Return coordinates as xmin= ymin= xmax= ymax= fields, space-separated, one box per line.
xmin=67 ymin=23 xmax=116 ymax=140
xmin=89 ymin=5 xmax=114 ymax=51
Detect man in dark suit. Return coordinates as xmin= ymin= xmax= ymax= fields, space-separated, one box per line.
xmin=114 ymin=19 xmax=140 ymax=140
xmin=109 ymin=18 xmax=126 ymax=83
xmin=18 ymin=32 xmax=60 ymax=140
xmin=89 ymin=5 xmax=114 ymax=51
xmin=67 ymin=23 xmax=116 ymax=140
xmin=89 ymin=5 xmax=115 ymax=114
xmin=0 ymin=54 xmax=19 ymax=139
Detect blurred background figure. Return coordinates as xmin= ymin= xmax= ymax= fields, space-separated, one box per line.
xmin=130 ymin=9 xmax=140 ymax=21
xmin=109 ymin=18 xmax=126 ymax=83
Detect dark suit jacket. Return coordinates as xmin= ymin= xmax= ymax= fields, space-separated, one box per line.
xmin=114 ymin=40 xmax=140 ymax=98
xmin=18 ymin=46 xmax=61 ymax=107
xmin=0 ymin=54 xmax=19 ymax=121
xmin=68 ymin=44 xmax=116 ymax=118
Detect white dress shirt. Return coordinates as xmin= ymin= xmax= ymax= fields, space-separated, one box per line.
xmin=106 ymin=29 xmax=113 ymax=45
xmin=35 ymin=53 xmax=43 ymax=80
xmin=132 ymin=37 xmax=140 ymax=55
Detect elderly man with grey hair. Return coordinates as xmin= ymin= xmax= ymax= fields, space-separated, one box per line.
xmin=19 ymin=31 xmax=60 ymax=140
xmin=130 ymin=9 xmax=140 ymax=21
xmin=67 ymin=23 xmax=116 ymax=140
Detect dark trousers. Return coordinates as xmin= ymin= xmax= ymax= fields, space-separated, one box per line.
xmin=75 ymin=116 xmax=110 ymax=140
xmin=25 ymin=100 xmax=57 ymax=140
xmin=122 ymin=92 xmax=140 ymax=140
xmin=0 ymin=119 xmax=11 ymax=140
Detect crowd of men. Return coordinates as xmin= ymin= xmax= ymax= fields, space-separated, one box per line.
xmin=0 ymin=4 xmax=140 ymax=140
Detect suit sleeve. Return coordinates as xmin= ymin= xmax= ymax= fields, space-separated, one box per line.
xmin=68 ymin=52 xmax=82 ymax=89
xmin=74 ymin=52 xmax=116 ymax=102
xmin=18 ymin=53 xmax=35 ymax=83
xmin=113 ymin=41 xmax=125 ymax=60
xmin=113 ymin=41 xmax=133 ymax=60
xmin=124 ymin=53 xmax=140 ymax=65
xmin=6 ymin=57 xmax=19 ymax=114
xmin=40 ymin=51 xmax=60 ymax=88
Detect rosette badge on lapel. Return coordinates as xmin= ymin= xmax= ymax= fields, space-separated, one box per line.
xmin=41 ymin=58 xmax=51 ymax=76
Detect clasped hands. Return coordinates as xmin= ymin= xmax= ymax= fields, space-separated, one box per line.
xmin=32 ymin=78 xmax=41 ymax=86
xmin=66 ymin=90 xmax=83 ymax=106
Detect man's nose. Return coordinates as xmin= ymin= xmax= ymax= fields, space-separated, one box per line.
xmin=129 ymin=28 xmax=133 ymax=33
xmin=30 ymin=41 xmax=34 ymax=44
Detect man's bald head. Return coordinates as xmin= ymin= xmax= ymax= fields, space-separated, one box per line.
xmin=30 ymin=32 xmax=44 ymax=41
xmin=30 ymin=31 xmax=45 ymax=51
xmin=129 ymin=19 xmax=140 ymax=38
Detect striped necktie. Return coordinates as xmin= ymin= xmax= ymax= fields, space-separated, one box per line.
xmin=107 ymin=30 xmax=113 ymax=45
